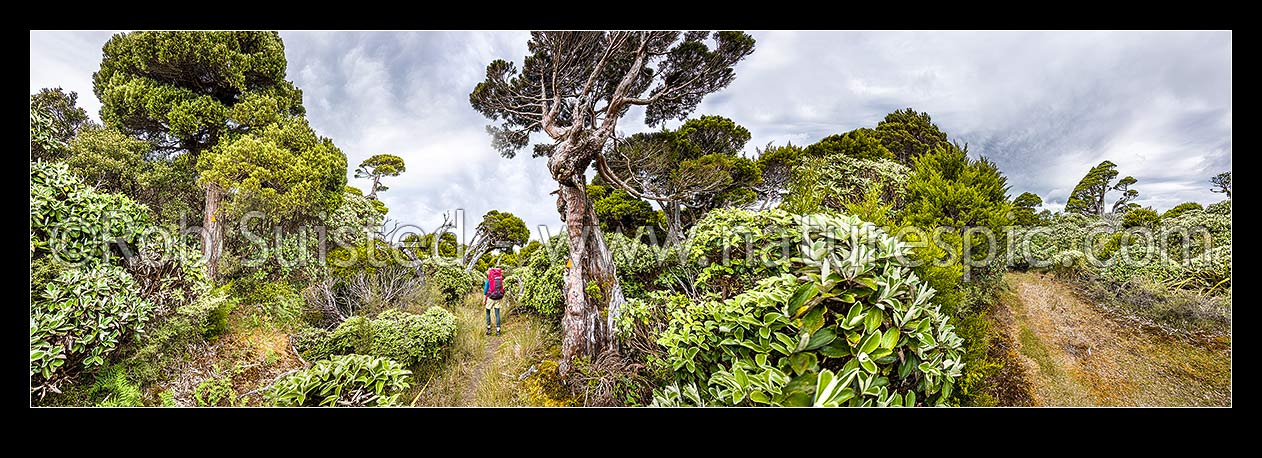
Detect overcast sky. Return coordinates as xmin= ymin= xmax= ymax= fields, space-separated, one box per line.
xmin=30 ymin=31 xmax=1232 ymax=241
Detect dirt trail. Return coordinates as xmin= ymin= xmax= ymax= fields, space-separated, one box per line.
xmin=459 ymin=333 xmax=500 ymax=406
xmin=1000 ymin=272 xmax=1231 ymax=406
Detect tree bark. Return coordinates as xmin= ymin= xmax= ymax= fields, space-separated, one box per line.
xmin=202 ymin=185 xmax=224 ymax=282
xmin=664 ymin=200 xmax=684 ymax=245
xmin=549 ymin=141 xmax=626 ymax=377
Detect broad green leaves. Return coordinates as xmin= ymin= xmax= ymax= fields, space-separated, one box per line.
xmin=653 ymin=211 xmax=966 ymax=407
xmin=267 ymin=354 xmax=412 ymax=407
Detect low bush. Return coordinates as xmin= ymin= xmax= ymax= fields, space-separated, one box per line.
xmin=267 ymin=354 xmax=411 ymax=407
xmin=31 ymin=265 xmax=153 ymax=397
xmin=654 ymin=213 xmax=965 ymax=406
xmin=295 ymin=307 xmax=457 ymax=369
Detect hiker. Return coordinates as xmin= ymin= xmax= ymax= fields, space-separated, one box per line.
xmin=483 ymin=266 xmax=505 ymax=336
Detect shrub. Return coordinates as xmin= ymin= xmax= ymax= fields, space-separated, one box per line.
xmin=30 ymin=161 xmax=150 ymax=265
xmin=267 ymin=354 xmax=411 ymax=407
xmin=31 ymin=265 xmax=153 ymax=397
xmin=516 ymin=235 xmax=569 ymax=319
xmin=370 ymin=308 xmax=458 ymax=368
xmin=422 ymin=258 xmax=478 ymax=305
xmin=1122 ymin=207 xmax=1160 ymax=229
xmin=1205 ymin=199 xmax=1230 ymax=216
xmin=606 ymin=232 xmax=663 ymax=300
xmin=123 ymin=289 xmax=232 ymax=386
xmin=782 ymin=155 xmax=910 ymax=214
xmin=295 ymin=307 xmax=457 ymax=369
xmin=1161 ymin=202 xmax=1203 ymax=220
xmin=686 ymin=208 xmax=797 ymax=299
xmin=655 ymin=213 xmax=965 ymax=406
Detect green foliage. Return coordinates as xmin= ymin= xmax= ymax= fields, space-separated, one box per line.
xmin=602 ymin=115 xmax=761 ymax=240
xmin=328 ymin=187 xmax=386 ymax=248
xmin=1064 ymin=160 xmax=1137 ymax=216
xmin=751 ymin=143 xmax=803 ymax=209
xmin=874 ymin=108 xmax=949 ymax=165
xmin=30 ymin=87 xmax=90 ymax=161
xmin=197 ymin=117 xmax=347 ymax=223
xmin=1205 ymin=199 xmax=1231 ymax=216
xmin=368 ymin=309 xmax=458 ymax=368
xmin=1012 ymin=192 xmax=1046 ymax=227
xmin=782 ymin=155 xmax=910 ymax=215
xmin=803 ymin=128 xmax=893 ymax=160
xmin=63 ymin=125 xmax=151 ymax=196
xmin=31 ymin=265 xmax=152 ymax=394
xmin=475 ymin=210 xmax=531 ymax=252
xmin=655 ymin=213 xmax=965 ymax=406
xmin=515 ymin=235 xmax=570 ymax=319
xmin=296 ymin=308 xmax=458 ymax=369
xmin=687 ymin=208 xmax=797 ymax=299
xmin=423 ymin=258 xmax=479 ymax=305
xmin=901 ymin=142 xmax=1011 ymax=284
xmin=1122 ymin=207 xmax=1160 ymax=229
xmin=675 ymin=114 xmax=752 ymax=157
xmin=267 ymin=354 xmax=412 ymax=407
xmin=354 ymin=154 xmax=406 ymax=196
xmin=606 ymin=233 xmax=664 ymax=300
xmin=588 ymin=180 xmax=660 ymax=237
xmin=87 ymin=365 xmax=143 ymax=407
xmin=95 ymin=31 xmax=304 ymax=156
xmin=30 ymin=161 xmax=151 ymax=265
xmin=1162 ymin=202 xmax=1203 ymax=220
xmin=194 ymin=365 xmax=239 ymax=407
xmin=123 ymin=289 xmax=231 ymax=386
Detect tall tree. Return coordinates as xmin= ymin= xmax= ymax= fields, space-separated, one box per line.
xmin=751 ymin=142 xmax=802 ymax=210
xmin=1210 ymin=171 xmax=1231 ymax=198
xmin=94 ymin=31 xmax=311 ymax=280
xmin=1011 ymin=192 xmax=1045 ymax=227
xmin=30 ymin=88 xmax=91 ymax=161
xmin=354 ymin=154 xmax=407 ymax=200
xmin=462 ymin=210 xmax=530 ymax=271
xmin=469 ymin=31 xmax=755 ymax=371
xmin=603 ymin=117 xmax=760 ymax=243
xmin=1110 ymin=176 xmax=1139 ymax=213
xmin=197 ymin=117 xmax=347 ymax=226
xmin=875 ymin=108 xmax=950 ymax=165
xmin=1064 ymin=160 xmax=1137 ymax=216
xmin=902 ymin=142 xmax=1011 ymax=277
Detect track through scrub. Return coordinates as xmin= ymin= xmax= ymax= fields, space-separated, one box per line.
xmin=999 ymin=271 xmax=1231 ymax=406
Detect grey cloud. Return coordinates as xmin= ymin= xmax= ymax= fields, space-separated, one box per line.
xmin=30 ymin=30 xmax=1232 ymax=239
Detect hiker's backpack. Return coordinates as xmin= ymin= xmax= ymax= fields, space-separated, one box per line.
xmin=487 ymin=268 xmax=505 ymax=300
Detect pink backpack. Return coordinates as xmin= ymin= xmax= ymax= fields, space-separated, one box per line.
xmin=487 ymin=268 xmax=504 ymax=300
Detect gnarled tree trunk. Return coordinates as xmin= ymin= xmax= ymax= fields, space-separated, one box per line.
xmin=203 ymin=185 xmax=224 ymax=281
xmin=550 ymin=141 xmax=625 ymax=376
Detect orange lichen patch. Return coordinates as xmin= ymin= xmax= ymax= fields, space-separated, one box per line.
xmin=999 ymin=271 xmax=1231 ymax=406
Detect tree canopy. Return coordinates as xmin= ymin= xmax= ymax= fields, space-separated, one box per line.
xmin=1064 ymin=160 xmax=1137 ymax=216
xmin=1210 ymin=171 xmax=1231 ymax=198
xmin=30 ymin=88 xmax=91 ymax=161
xmin=94 ymin=31 xmax=304 ymax=157
xmin=1011 ymin=192 xmax=1045 ymax=227
xmin=803 ymin=128 xmax=893 ymax=161
xmin=875 ymin=108 xmax=949 ymax=165
xmin=355 ymin=154 xmax=406 ymax=199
